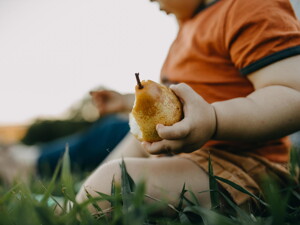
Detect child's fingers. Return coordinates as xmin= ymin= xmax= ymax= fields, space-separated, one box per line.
xmin=142 ymin=140 xmax=184 ymax=155
xmin=170 ymin=83 xmax=206 ymax=113
xmin=170 ymin=83 xmax=191 ymax=96
xmin=170 ymin=83 xmax=197 ymax=103
xmin=156 ymin=122 xmax=189 ymax=140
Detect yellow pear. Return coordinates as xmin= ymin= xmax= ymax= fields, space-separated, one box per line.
xmin=129 ymin=73 xmax=183 ymax=142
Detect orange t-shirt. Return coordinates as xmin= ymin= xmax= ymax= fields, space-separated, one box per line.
xmin=161 ymin=0 xmax=300 ymax=162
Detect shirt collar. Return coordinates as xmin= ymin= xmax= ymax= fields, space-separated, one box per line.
xmin=193 ymin=0 xmax=220 ymax=16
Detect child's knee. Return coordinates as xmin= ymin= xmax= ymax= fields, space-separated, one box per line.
xmin=76 ymin=159 xmax=122 ymax=205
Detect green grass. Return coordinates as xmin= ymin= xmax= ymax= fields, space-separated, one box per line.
xmin=0 ymin=148 xmax=299 ymax=225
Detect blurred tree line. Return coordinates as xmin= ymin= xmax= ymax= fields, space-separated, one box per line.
xmin=21 ymin=92 xmax=99 ymax=145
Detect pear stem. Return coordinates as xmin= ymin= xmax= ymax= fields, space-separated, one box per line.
xmin=135 ymin=73 xmax=143 ymax=89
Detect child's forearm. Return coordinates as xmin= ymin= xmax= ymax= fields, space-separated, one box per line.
xmin=212 ymin=85 xmax=300 ymax=142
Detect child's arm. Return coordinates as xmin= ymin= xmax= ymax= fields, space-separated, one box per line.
xmin=212 ymin=55 xmax=300 ymax=142
xmin=143 ymin=55 xmax=300 ymax=155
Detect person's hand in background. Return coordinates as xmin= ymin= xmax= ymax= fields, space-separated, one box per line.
xmin=90 ymin=90 xmax=134 ymax=115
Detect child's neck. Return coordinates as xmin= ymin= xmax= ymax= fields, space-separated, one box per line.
xmin=177 ymin=0 xmax=218 ymax=26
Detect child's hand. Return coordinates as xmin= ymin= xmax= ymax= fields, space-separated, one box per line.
xmin=142 ymin=83 xmax=217 ymax=155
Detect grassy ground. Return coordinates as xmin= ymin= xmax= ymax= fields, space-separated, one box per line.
xmin=0 ymin=148 xmax=299 ymax=225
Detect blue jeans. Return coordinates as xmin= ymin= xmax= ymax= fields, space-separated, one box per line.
xmin=37 ymin=115 xmax=129 ymax=175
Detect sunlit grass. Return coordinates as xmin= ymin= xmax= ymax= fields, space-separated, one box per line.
xmin=0 ymin=148 xmax=299 ymax=225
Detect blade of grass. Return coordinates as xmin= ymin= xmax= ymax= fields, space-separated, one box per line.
xmin=84 ymin=188 xmax=104 ymax=214
xmin=132 ymin=180 xmax=146 ymax=207
xmin=261 ymin=177 xmax=288 ymax=225
xmin=218 ymin=191 xmax=257 ymax=224
xmin=0 ymin=183 xmax=21 ymax=204
xmin=120 ymin=158 xmax=135 ymax=210
xmin=289 ymin=148 xmax=300 ymax=182
xmin=41 ymin=157 xmax=63 ymax=204
xmin=182 ymin=193 xmax=198 ymax=207
xmin=110 ymin=175 xmax=121 ymax=208
xmin=108 ymin=178 xmax=123 ymax=225
xmin=120 ymin=158 xmax=135 ymax=192
xmin=177 ymin=183 xmax=187 ymax=211
xmin=208 ymin=154 xmax=220 ymax=209
xmin=184 ymin=205 xmax=237 ymax=225
xmin=214 ymin=175 xmax=267 ymax=206
xmin=187 ymin=189 xmax=201 ymax=206
xmin=60 ymin=143 xmax=76 ymax=202
xmin=179 ymin=211 xmax=192 ymax=224
xmin=144 ymin=194 xmax=179 ymax=214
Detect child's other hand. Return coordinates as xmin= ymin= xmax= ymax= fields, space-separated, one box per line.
xmin=142 ymin=83 xmax=217 ymax=155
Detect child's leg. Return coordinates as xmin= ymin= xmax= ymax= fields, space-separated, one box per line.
xmin=76 ymin=157 xmax=210 ymax=215
xmin=102 ymin=133 xmax=150 ymax=163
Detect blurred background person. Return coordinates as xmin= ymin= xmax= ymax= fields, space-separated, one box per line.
xmin=0 ymin=87 xmax=133 ymax=184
